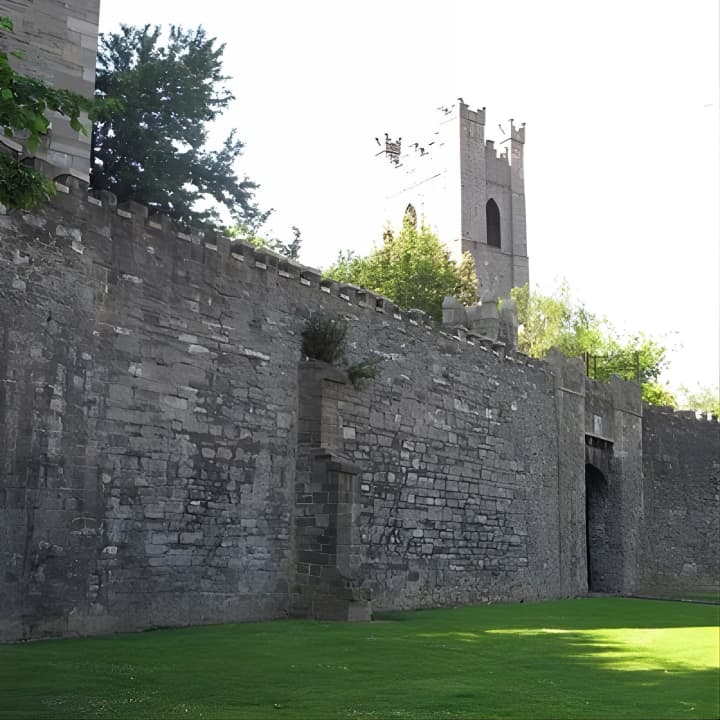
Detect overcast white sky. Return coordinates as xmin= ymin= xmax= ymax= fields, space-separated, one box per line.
xmin=98 ymin=0 xmax=719 ymax=393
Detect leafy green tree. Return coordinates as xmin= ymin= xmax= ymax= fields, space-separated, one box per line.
xmin=678 ymin=385 xmax=720 ymax=417
xmin=91 ymin=25 xmax=261 ymax=229
xmin=324 ymin=217 xmax=478 ymax=321
xmin=511 ymin=282 xmax=606 ymax=359
xmin=512 ymin=282 xmax=674 ymax=405
xmin=0 ymin=16 xmax=99 ymax=209
xmin=642 ymin=382 xmax=678 ymax=408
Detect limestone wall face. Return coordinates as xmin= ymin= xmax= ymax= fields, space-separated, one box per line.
xmin=334 ymin=326 xmax=562 ymax=608
xmin=0 ymin=188 xmax=299 ymax=639
xmin=0 ymin=0 xmax=99 ymax=178
xmin=0 ymin=187 xmax=717 ymax=641
xmin=640 ymin=406 xmax=720 ymax=594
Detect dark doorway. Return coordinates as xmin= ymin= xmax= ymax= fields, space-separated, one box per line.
xmin=486 ymin=199 xmax=501 ymax=248
xmin=585 ymin=463 xmax=610 ymax=592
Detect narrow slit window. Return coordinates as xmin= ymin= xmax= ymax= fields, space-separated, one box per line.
xmin=404 ymin=203 xmax=417 ymax=229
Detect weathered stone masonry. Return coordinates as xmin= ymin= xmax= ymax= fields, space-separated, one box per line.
xmin=0 ymin=185 xmax=718 ymax=641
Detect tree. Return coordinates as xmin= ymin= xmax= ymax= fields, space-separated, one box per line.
xmin=510 ymin=282 xmax=606 ymax=359
xmin=678 ymin=385 xmax=720 ymax=417
xmin=324 ymin=217 xmax=478 ymax=321
xmin=511 ymin=282 xmax=675 ymax=405
xmin=0 ymin=16 xmax=99 ymax=210
xmin=91 ymin=25 xmax=261 ymax=229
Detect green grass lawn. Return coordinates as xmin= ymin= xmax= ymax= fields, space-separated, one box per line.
xmin=0 ymin=598 xmax=717 ymax=720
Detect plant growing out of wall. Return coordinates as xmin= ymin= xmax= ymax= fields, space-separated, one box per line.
xmin=301 ymin=310 xmax=382 ymax=387
xmin=301 ymin=311 xmax=348 ymax=364
xmin=0 ymin=17 xmax=112 ymax=211
xmin=347 ymin=355 xmax=382 ymax=389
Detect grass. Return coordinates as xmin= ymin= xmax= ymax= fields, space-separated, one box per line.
xmin=0 ymin=598 xmax=717 ymax=720
xmin=669 ymin=592 xmax=720 ymax=604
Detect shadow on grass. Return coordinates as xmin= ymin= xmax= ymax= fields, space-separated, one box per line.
xmin=0 ymin=598 xmax=717 ymax=720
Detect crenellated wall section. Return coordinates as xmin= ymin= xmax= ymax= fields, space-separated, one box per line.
xmin=0 ymin=181 xmax=717 ymax=641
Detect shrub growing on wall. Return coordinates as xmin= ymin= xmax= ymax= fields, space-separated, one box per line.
xmin=301 ymin=311 xmax=382 ymax=387
xmin=301 ymin=311 xmax=348 ymax=364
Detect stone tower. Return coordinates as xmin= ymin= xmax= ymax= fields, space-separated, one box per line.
xmin=379 ymin=99 xmax=529 ymax=300
xmin=0 ymin=0 xmax=100 ymax=180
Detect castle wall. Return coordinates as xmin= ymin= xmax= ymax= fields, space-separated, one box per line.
xmin=0 ymin=186 xmax=717 ymax=641
xmin=0 ymin=185 xmax=576 ymax=640
xmin=0 ymin=0 xmax=99 ymax=178
xmin=639 ymin=406 xmax=720 ymax=594
xmin=334 ymin=323 xmax=563 ymax=608
xmin=0 ymin=186 xmax=299 ymax=639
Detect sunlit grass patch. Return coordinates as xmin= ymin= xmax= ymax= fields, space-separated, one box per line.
xmin=484 ymin=625 xmax=719 ymax=671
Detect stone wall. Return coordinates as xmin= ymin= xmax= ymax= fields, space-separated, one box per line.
xmin=337 ymin=325 xmax=563 ymax=608
xmin=639 ymin=406 xmax=720 ymax=594
xmin=0 ymin=185 xmax=300 ymax=639
xmin=0 ymin=185 xmax=718 ymax=641
xmin=0 ymin=0 xmax=99 ymax=178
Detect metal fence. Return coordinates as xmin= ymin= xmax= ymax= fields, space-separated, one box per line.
xmin=584 ymin=351 xmax=641 ymax=383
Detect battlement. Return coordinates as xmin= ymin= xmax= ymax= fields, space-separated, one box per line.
xmin=2 ymin=162 xmax=716 ymax=643
xmin=457 ymin=99 xmax=486 ymax=125
xmin=4 ymin=168 xmax=550 ymax=380
xmin=644 ymin=403 xmax=719 ymax=423
xmin=484 ymin=139 xmax=509 ymax=160
xmin=510 ymin=120 xmax=526 ymax=144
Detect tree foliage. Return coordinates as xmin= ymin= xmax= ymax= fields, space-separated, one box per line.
xmin=511 ymin=282 xmax=675 ymax=405
xmin=678 ymin=385 xmax=720 ymax=417
xmin=91 ymin=25 xmax=261 ymax=229
xmin=511 ymin=283 xmax=605 ymax=359
xmin=0 ymin=16 xmax=100 ymax=210
xmin=324 ymin=217 xmax=478 ymax=321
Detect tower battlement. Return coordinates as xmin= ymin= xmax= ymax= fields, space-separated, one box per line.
xmin=510 ymin=120 xmax=526 ymax=144
xmin=378 ymin=98 xmax=529 ymax=299
xmin=458 ymin=100 xmax=486 ymax=126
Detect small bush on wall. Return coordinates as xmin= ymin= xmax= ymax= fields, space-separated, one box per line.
xmin=301 ymin=311 xmax=383 ymax=387
xmin=301 ymin=311 xmax=348 ymax=364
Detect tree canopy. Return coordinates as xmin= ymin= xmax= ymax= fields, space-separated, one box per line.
xmin=0 ymin=16 xmax=99 ymax=210
xmin=678 ymin=385 xmax=720 ymax=417
xmin=511 ymin=282 xmax=676 ymax=406
xmin=324 ymin=217 xmax=478 ymax=321
xmin=91 ymin=24 xmax=261 ymax=229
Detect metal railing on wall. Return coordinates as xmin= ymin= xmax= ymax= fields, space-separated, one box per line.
xmin=584 ymin=352 xmax=641 ymax=384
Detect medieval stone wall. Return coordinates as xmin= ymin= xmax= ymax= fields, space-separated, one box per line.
xmin=639 ymin=406 xmax=720 ymax=594
xmin=330 ymin=320 xmax=562 ymax=609
xmin=0 ymin=185 xmax=717 ymax=641
xmin=0 ymin=186 xmax=301 ymax=639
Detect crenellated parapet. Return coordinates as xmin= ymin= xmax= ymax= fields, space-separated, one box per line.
xmin=4 ymin=168 xmax=545 ymax=377
xmin=441 ymin=295 xmax=518 ymax=352
xmin=1 ymin=166 xmax=717 ymax=641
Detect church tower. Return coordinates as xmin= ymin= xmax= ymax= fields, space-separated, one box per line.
xmin=378 ymin=99 xmax=529 ymax=300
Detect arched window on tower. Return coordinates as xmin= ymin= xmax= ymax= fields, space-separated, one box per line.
xmin=486 ymin=199 xmax=501 ymax=248
xmin=404 ymin=203 xmax=417 ymax=229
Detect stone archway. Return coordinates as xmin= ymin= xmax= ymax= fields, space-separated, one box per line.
xmin=585 ymin=463 xmax=612 ymax=592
